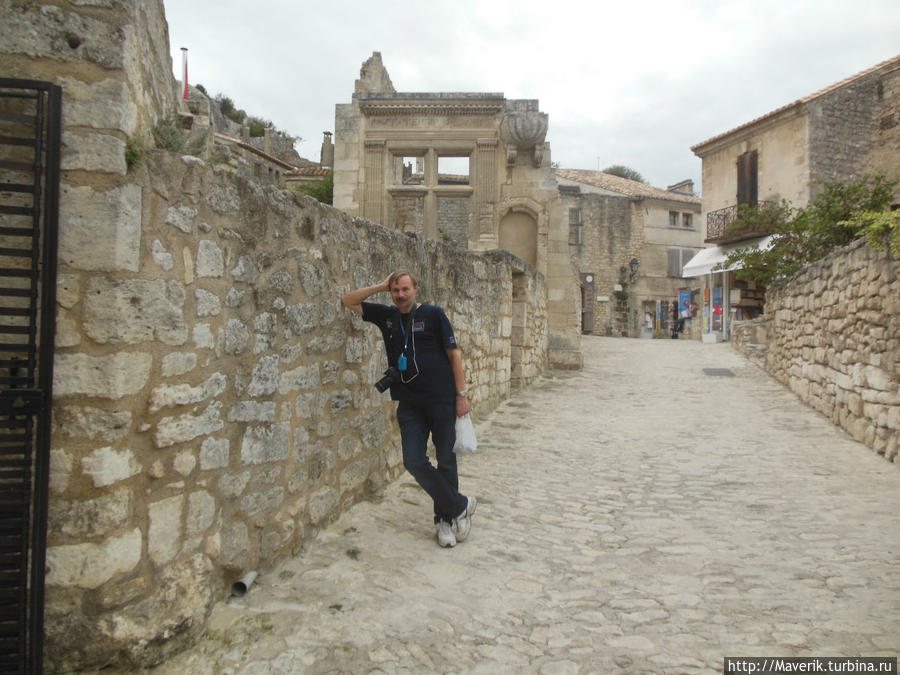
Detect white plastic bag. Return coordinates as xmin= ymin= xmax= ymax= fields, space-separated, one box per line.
xmin=453 ymin=414 xmax=477 ymax=454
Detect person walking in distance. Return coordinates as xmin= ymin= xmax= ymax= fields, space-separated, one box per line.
xmin=341 ymin=271 xmax=476 ymax=548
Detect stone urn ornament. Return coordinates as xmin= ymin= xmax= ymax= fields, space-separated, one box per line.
xmin=501 ymin=111 xmax=549 ymax=168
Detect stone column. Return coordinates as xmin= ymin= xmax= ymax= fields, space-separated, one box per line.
xmin=424 ymin=148 xmax=438 ymax=239
xmin=363 ymin=140 xmax=385 ymax=224
xmin=475 ymin=139 xmax=498 ymax=242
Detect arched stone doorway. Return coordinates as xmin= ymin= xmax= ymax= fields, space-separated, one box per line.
xmin=498 ymin=209 xmax=537 ymax=267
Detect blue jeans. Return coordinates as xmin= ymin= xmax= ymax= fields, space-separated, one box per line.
xmin=396 ymin=400 xmax=468 ymax=523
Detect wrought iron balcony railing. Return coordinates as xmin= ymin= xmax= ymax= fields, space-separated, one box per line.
xmin=706 ymin=201 xmax=775 ymax=244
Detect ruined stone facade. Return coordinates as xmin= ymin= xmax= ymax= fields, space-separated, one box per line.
xmin=1 ymin=3 xmax=549 ymax=670
xmin=335 ymin=53 xmax=583 ymax=369
xmin=757 ymin=239 xmax=899 ymax=464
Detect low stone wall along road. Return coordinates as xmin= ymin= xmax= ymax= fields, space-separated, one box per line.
xmin=132 ymin=337 xmax=900 ymax=674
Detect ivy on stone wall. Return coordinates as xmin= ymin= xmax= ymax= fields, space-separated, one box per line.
xmin=720 ymin=171 xmax=900 ymax=286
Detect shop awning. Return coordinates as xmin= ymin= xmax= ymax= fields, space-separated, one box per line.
xmin=682 ymin=235 xmax=774 ymax=278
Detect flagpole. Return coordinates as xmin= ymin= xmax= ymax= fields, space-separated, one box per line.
xmin=181 ymin=47 xmax=188 ymax=100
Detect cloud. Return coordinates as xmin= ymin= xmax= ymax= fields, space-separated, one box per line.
xmin=163 ymin=0 xmax=900 ymax=191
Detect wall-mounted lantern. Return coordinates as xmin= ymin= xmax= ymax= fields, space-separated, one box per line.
xmin=629 ymin=257 xmax=640 ymax=283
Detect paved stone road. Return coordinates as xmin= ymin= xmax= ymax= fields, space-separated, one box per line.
xmin=152 ymin=337 xmax=900 ymax=674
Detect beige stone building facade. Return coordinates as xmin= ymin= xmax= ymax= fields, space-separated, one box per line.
xmin=688 ymin=54 xmax=900 ymax=341
xmin=554 ymin=170 xmax=702 ymax=338
xmin=334 ymin=53 xmax=583 ymax=368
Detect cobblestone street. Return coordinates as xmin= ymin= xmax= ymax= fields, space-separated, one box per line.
xmin=149 ymin=337 xmax=900 ymax=674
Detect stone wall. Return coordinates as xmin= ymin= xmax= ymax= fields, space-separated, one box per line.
xmin=46 ymin=150 xmax=547 ymax=671
xmin=808 ymin=58 xmax=900 ymax=199
xmin=763 ymin=239 xmax=899 ymax=464
xmin=1 ymin=2 xmax=549 ymax=671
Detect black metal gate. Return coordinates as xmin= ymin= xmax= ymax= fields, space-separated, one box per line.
xmin=0 ymin=79 xmax=61 ymax=674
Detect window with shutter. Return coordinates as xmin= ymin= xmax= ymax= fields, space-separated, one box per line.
xmin=736 ymin=150 xmax=758 ymax=205
xmin=667 ymin=248 xmax=681 ymax=277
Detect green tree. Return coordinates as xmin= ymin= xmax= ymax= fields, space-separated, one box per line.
xmin=720 ymin=171 xmax=899 ymax=286
xmin=294 ymin=173 xmax=333 ymax=205
xmin=603 ymin=165 xmax=645 ymax=183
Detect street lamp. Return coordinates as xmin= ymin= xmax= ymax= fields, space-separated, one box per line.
xmin=629 ymin=257 xmax=639 ymax=282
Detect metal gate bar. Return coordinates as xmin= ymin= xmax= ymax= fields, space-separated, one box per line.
xmin=0 ymin=78 xmax=61 ymax=675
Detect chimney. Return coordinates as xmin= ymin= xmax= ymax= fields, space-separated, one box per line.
xmin=264 ymin=127 xmax=272 ymax=155
xmin=667 ymin=179 xmax=695 ymax=196
xmin=320 ymin=131 xmax=334 ymax=169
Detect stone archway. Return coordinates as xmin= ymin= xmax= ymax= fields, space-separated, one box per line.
xmin=498 ymin=209 xmax=537 ymax=267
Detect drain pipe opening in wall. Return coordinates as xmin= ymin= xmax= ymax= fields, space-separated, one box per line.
xmin=231 ymin=571 xmax=258 ymax=597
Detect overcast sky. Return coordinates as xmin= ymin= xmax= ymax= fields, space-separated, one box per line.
xmin=162 ymin=0 xmax=900 ymax=193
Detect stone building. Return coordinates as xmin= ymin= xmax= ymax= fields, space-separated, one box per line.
xmin=686 ymin=54 xmax=900 ymax=342
xmin=334 ymin=53 xmax=583 ymax=369
xmin=554 ymin=170 xmax=702 ymax=338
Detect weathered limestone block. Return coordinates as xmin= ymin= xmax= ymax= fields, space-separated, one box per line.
xmin=174 ymin=449 xmax=197 ymax=476
xmin=307 ymin=331 xmax=346 ymax=355
xmin=165 ymin=204 xmax=197 ymax=234
xmin=62 ymin=130 xmax=127 ymax=175
xmin=162 ymin=352 xmax=197 ymax=376
xmin=240 ymin=486 xmax=285 ymax=517
xmin=49 ymin=486 xmax=132 ymax=539
xmin=208 ymin=183 xmax=240 ymax=215
xmin=57 ymin=76 xmax=137 ymax=133
xmin=199 ymin=437 xmax=230 ymax=470
xmin=154 ymin=401 xmax=224 ymax=448
xmin=225 ymin=287 xmax=246 ymax=308
xmin=217 ymin=471 xmax=250 ymax=499
xmin=55 ymin=406 xmax=132 ymax=442
xmin=230 ymin=255 xmax=260 ymax=285
xmin=308 ymin=486 xmax=338 ymax=524
xmin=219 ymin=522 xmax=251 ymax=570
xmin=194 ymin=323 xmax=214 ymax=349
xmin=284 ymin=302 xmax=317 ymax=334
xmin=84 ymin=277 xmax=187 ymax=345
xmin=224 ymin=319 xmax=250 ymax=355
xmin=0 ymin=3 xmax=127 ymax=68
xmin=196 ymin=240 xmax=224 ymax=277
xmin=148 ymin=372 xmax=226 ymax=413
xmin=148 ymin=495 xmax=183 ymax=565
xmin=253 ymin=312 xmax=277 ymax=353
xmin=46 ymin=528 xmax=142 ymax=589
xmin=49 ymin=448 xmax=72 ymax=494
xmin=279 ymin=364 xmax=319 ymax=394
xmin=81 ymin=446 xmax=140 ymax=488
xmin=240 ymin=424 xmax=290 ymax=465
xmin=152 ymin=240 xmax=174 ymax=271
xmin=183 ymin=247 xmax=194 ymax=284
xmin=186 ymin=490 xmax=216 ymax=537
xmin=97 ymin=554 xmax=214 ymax=669
xmin=362 ymin=411 xmax=388 ymax=447
xmin=248 ymin=355 xmax=279 ymax=396
xmin=195 ymin=288 xmax=221 ymax=317
xmin=56 ymin=273 xmax=81 ymax=309
xmin=340 ymin=458 xmax=370 ymax=493
xmin=59 ymin=184 xmax=142 ymax=272
xmin=228 ymin=401 xmax=276 ymax=422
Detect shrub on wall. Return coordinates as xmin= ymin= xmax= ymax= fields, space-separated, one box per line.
xmin=720 ymin=171 xmax=899 ymax=285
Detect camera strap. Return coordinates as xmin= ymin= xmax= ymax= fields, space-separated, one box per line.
xmin=396 ymin=304 xmax=419 ymax=384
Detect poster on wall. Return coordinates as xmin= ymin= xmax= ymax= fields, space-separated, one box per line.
xmin=712 ymin=286 xmax=723 ymax=316
xmin=679 ymin=290 xmax=692 ymax=318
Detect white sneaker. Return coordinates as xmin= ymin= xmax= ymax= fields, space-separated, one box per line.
xmin=453 ymin=496 xmax=476 ymax=542
xmin=437 ymin=520 xmax=456 ymax=548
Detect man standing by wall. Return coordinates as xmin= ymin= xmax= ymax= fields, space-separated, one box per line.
xmin=341 ymin=271 xmax=476 ymax=548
